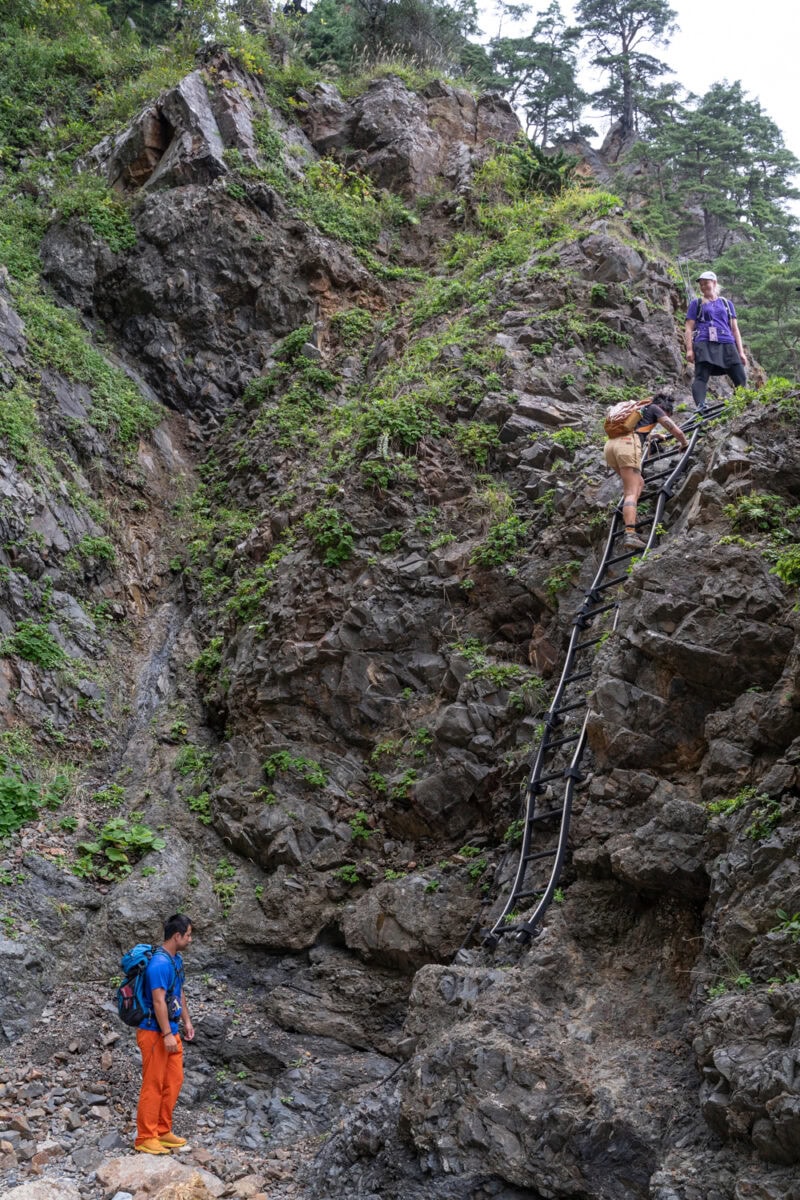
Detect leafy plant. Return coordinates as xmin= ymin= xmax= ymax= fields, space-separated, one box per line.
xmin=771 ymin=910 xmax=800 ymax=942
xmin=93 ymin=783 xmax=125 ymax=808
xmin=0 ymin=771 xmax=44 ymax=840
xmin=73 ymin=819 xmax=166 ymax=881
xmin=746 ymin=795 xmax=783 ymax=841
xmin=349 ymin=810 xmax=374 ymax=841
xmin=707 ymin=786 xmax=765 ymax=816
xmin=264 ymin=751 xmax=327 ymax=788
xmin=304 ymin=506 xmax=355 ymax=566
xmin=723 ymin=492 xmax=788 ymax=533
xmin=334 ymin=863 xmax=360 ymax=885
xmin=212 ymin=858 xmax=238 ymax=915
xmin=2 ymin=620 xmax=66 ymax=669
xmin=772 ymin=546 xmax=800 ymax=586
xmin=544 ymin=560 xmax=581 ymax=602
xmin=504 ymin=818 xmax=525 ymax=845
xmin=453 ymin=422 xmax=501 ymax=466
xmin=471 ymin=515 xmax=529 ymax=567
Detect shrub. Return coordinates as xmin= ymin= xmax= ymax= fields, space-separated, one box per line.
xmin=55 ymin=175 xmax=137 ymax=253
xmin=772 ymin=545 xmax=800 ymax=585
xmin=545 ymin=560 xmax=581 ymax=602
xmin=0 ymin=771 xmax=41 ymax=839
xmin=73 ymin=818 xmax=166 ymax=881
xmin=3 ymin=620 xmax=65 ymax=669
xmin=471 ymin=516 xmax=529 ymax=567
xmin=304 ymin=506 xmax=355 ymax=566
xmin=263 ymin=751 xmax=327 ymax=788
xmin=453 ymin=422 xmax=501 ymax=466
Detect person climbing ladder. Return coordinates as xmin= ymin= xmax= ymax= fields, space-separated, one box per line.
xmin=603 ymin=392 xmax=688 ymax=550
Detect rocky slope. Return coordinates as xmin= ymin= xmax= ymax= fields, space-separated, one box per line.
xmin=1 ymin=49 xmax=799 ymax=1200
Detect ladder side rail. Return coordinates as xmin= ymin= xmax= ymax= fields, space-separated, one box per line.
xmin=514 ymin=712 xmax=589 ymax=942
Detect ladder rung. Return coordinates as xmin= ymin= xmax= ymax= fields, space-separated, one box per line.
xmin=515 ymin=888 xmax=544 ymax=900
xmin=575 ymin=601 xmax=617 ymax=622
xmin=530 ymin=808 xmax=563 ymax=823
xmin=607 ymin=550 xmax=639 ymax=565
xmin=538 ymin=768 xmax=565 ymax=784
xmin=550 ymin=698 xmax=586 ymax=716
xmin=564 ymin=668 xmax=592 ymax=682
xmin=593 ymin=575 xmax=626 ymax=592
xmin=546 ymin=732 xmax=579 ymax=750
xmin=575 ymin=634 xmax=605 ymax=650
xmin=524 ymin=848 xmax=557 ymax=863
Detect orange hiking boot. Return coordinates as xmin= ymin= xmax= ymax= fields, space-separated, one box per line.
xmin=135 ymin=1138 xmax=171 ymax=1154
xmin=159 ymin=1133 xmax=188 ymax=1147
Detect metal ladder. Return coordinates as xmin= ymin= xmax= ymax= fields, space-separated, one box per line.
xmin=475 ymin=403 xmax=722 ymax=952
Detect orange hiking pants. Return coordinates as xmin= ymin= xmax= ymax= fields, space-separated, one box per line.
xmin=135 ymin=1029 xmax=183 ymax=1144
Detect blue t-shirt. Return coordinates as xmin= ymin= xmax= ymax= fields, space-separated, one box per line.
xmin=139 ymin=949 xmax=184 ymax=1033
xmin=686 ymin=296 xmax=736 ymax=344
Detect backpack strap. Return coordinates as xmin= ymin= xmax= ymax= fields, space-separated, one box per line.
xmin=693 ymin=296 xmax=733 ymax=326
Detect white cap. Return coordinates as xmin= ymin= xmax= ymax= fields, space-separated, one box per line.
xmin=696 ymin=271 xmax=717 ymax=282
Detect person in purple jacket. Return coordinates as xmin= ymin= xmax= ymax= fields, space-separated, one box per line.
xmin=684 ymin=271 xmax=747 ymax=415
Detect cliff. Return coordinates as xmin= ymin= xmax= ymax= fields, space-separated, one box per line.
xmin=0 ymin=49 xmax=798 ymax=1200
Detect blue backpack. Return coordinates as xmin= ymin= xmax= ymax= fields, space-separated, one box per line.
xmin=116 ymin=944 xmax=179 ymax=1028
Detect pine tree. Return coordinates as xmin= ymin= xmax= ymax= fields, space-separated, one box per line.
xmin=652 ymin=82 xmax=800 ymax=258
xmin=489 ymin=1 xmax=594 ymax=145
xmin=575 ymin=0 xmax=677 ymax=139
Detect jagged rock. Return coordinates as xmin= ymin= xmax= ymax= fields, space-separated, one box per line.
xmin=96 ymin=1157 xmax=226 ymax=1198
xmin=1 ymin=1182 xmax=81 ymax=1199
xmin=340 ymin=876 xmax=481 ymax=971
xmin=299 ymin=77 xmax=518 ymax=198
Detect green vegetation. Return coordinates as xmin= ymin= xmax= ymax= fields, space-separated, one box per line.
xmin=544 ymin=559 xmax=581 ymax=602
xmin=706 ymin=787 xmax=782 ymax=840
xmin=706 ymin=785 xmax=768 ymax=817
xmin=212 ymin=858 xmax=238 ymax=915
xmin=706 ymin=972 xmax=754 ymax=999
xmin=772 ymin=546 xmax=800 ymax=587
xmin=93 ymin=782 xmax=125 ymax=808
xmin=771 ymin=910 xmax=800 ymax=942
xmin=18 ymin=290 xmax=162 ymax=444
xmin=0 ymin=764 xmax=68 ymax=839
xmin=471 ymin=515 xmax=529 ymax=568
xmin=504 ymin=818 xmax=525 ymax=846
xmin=73 ymin=818 xmax=166 ymax=881
xmin=55 ymin=174 xmax=136 ymax=253
xmin=453 ymin=423 xmax=501 ymax=466
xmin=334 ymin=863 xmax=360 ymax=885
xmin=745 ymin=795 xmax=783 ymax=841
xmin=263 ymin=751 xmax=327 ymax=789
xmin=349 ymin=811 xmax=375 ymax=841
xmin=304 ymin=506 xmax=355 ymax=567
xmin=2 ymin=620 xmax=66 ymax=669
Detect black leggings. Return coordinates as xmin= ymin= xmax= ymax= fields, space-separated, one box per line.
xmin=692 ymin=360 xmax=747 ymax=408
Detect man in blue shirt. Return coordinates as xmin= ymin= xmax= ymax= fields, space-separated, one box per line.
xmin=135 ymin=914 xmax=195 ymax=1154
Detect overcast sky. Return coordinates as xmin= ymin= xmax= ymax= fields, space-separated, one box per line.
xmin=478 ymin=0 xmax=800 ymax=168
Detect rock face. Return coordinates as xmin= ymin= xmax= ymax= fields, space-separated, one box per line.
xmin=299 ymin=76 xmax=519 ymax=196
xmin=6 ymin=46 xmax=800 ymax=1200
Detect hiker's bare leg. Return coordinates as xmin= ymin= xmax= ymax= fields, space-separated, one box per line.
xmin=619 ymin=466 xmax=643 ymax=533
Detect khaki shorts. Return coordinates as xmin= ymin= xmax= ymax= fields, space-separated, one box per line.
xmin=604 ymin=434 xmax=642 ymax=473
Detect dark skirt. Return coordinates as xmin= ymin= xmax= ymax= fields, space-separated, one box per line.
xmin=694 ymin=340 xmax=742 ymax=374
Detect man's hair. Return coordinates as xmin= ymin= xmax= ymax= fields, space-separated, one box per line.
xmin=651 ymin=391 xmax=675 ymax=414
xmin=164 ymin=913 xmax=192 ymax=939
